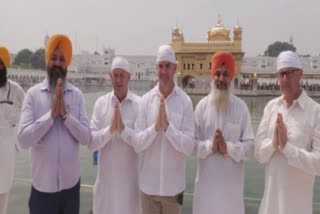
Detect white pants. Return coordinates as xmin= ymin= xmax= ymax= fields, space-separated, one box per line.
xmin=0 ymin=192 xmax=8 ymax=214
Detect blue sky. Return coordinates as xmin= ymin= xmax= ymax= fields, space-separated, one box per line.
xmin=1 ymin=0 xmax=319 ymax=56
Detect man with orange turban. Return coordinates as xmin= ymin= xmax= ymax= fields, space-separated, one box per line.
xmin=18 ymin=34 xmax=91 ymax=214
xmin=192 ymin=52 xmax=254 ymax=214
xmin=0 ymin=46 xmax=25 ymax=214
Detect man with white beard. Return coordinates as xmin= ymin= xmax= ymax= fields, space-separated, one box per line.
xmin=192 ymin=52 xmax=254 ymax=214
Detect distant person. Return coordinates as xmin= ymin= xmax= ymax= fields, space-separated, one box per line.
xmin=88 ymin=56 xmax=140 ymax=214
xmin=133 ymin=45 xmax=195 ymax=214
xmin=255 ymin=51 xmax=320 ymax=214
xmin=192 ymin=52 xmax=254 ymax=214
xmin=18 ymin=34 xmax=91 ymax=214
xmin=0 ymin=47 xmax=25 ymax=214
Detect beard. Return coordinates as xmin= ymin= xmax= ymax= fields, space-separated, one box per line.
xmin=47 ymin=66 xmax=67 ymax=92
xmin=0 ymin=67 xmax=7 ymax=88
xmin=210 ymin=81 xmax=231 ymax=113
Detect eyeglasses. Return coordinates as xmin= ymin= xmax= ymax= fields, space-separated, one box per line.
xmin=277 ymin=69 xmax=299 ymax=79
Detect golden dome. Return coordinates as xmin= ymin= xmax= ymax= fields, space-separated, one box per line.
xmin=207 ymin=15 xmax=231 ymax=41
xmin=172 ymin=26 xmax=184 ymax=42
xmin=234 ymin=24 xmax=242 ymax=31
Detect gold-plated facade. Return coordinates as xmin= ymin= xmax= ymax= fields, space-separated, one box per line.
xmin=170 ymin=16 xmax=244 ymax=87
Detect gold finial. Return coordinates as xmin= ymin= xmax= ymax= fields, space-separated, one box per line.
xmin=217 ymin=14 xmax=222 ymax=25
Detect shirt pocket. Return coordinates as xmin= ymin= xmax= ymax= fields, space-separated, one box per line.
xmin=67 ymin=104 xmax=79 ymax=118
xmin=288 ymin=120 xmax=312 ymax=150
xmin=123 ymin=116 xmax=136 ymax=129
xmin=225 ymin=122 xmax=241 ymax=143
xmin=169 ymin=112 xmax=183 ymax=130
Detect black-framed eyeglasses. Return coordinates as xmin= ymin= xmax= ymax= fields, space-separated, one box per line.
xmin=277 ymin=69 xmax=299 ymax=79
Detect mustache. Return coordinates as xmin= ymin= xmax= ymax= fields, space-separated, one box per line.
xmin=52 ymin=66 xmax=63 ymax=73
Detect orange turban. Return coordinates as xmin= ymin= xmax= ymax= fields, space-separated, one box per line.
xmin=45 ymin=34 xmax=72 ymax=66
xmin=211 ymin=52 xmax=235 ymax=80
xmin=0 ymin=47 xmax=10 ymax=68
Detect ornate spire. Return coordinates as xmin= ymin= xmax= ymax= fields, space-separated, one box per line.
xmin=217 ymin=14 xmax=222 ymax=25
xmin=172 ymin=26 xmax=184 ymax=42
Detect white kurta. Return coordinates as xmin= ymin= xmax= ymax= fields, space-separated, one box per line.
xmin=0 ymin=80 xmax=25 ymax=193
xmin=89 ymin=90 xmax=140 ymax=214
xmin=193 ymin=94 xmax=254 ymax=214
xmin=132 ymin=83 xmax=195 ymax=196
xmin=255 ymin=91 xmax=320 ymax=214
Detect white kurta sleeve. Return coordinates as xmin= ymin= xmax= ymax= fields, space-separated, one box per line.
xmin=254 ymin=103 xmax=276 ymax=164
xmin=193 ymin=99 xmax=213 ymax=159
xmin=226 ymin=106 xmax=254 ymax=162
xmin=88 ymin=99 xmax=113 ymax=151
xmin=282 ymin=114 xmax=320 ymax=175
xmin=132 ymin=97 xmax=158 ymax=153
xmin=164 ymin=98 xmax=195 ymax=156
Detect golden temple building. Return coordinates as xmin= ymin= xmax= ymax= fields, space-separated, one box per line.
xmin=170 ymin=15 xmax=244 ymax=88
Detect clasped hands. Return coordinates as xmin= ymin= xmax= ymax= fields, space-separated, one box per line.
xmin=272 ymin=113 xmax=288 ymax=151
xmin=110 ymin=101 xmax=124 ymax=134
xmin=212 ymin=129 xmax=227 ymax=155
xmin=155 ymin=96 xmax=169 ymax=132
xmin=51 ymin=79 xmax=67 ymax=119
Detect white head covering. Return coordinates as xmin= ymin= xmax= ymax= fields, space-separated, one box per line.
xmin=156 ymin=45 xmax=177 ymax=64
xmin=111 ymin=56 xmax=130 ymax=74
xmin=276 ymin=51 xmax=302 ymax=71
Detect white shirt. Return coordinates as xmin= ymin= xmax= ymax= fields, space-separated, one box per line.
xmin=192 ymin=94 xmax=254 ymax=214
xmin=0 ymin=80 xmax=25 ymax=193
xmin=18 ymin=79 xmax=91 ymax=193
xmin=255 ymin=90 xmax=320 ymax=214
xmin=89 ymin=90 xmax=140 ymax=214
xmin=132 ymin=84 xmax=195 ymax=196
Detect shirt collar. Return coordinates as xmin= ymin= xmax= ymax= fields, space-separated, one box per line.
xmin=111 ymin=90 xmax=134 ymax=103
xmin=154 ymin=82 xmax=179 ymax=98
xmin=277 ymin=89 xmax=307 ymax=111
xmin=295 ymin=90 xmax=307 ymax=111
xmin=40 ymin=78 xmax=73 ymax=92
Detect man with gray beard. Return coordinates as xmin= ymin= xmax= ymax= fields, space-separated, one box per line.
xmin=192 ymin=52 xmax=254 ymax=214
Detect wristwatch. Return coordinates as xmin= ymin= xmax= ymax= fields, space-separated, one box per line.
xmin=62 ymin=113 xmax=68 ymax=121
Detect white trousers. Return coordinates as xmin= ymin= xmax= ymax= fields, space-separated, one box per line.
xmin=0 ymin=192 xmax=8 ymax=214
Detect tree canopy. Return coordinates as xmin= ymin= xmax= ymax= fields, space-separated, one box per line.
xmin=264 ymin=41 xmax=296 ymax=57
xmin=30 ymin=49 xmax=46 ymax=70
xmin=13 ymin=49 xmax=33 ymax=66
xmin=13 ymin=48 xmax=45 ymax=70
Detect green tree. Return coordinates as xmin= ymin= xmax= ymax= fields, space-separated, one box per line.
xmin=13 ymin=49 xmax=33 ymax=66
xmin=264 ymin=41 xmax=296 ymax=57
xmin=30 ymin=48 xmax=46 ymax=70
